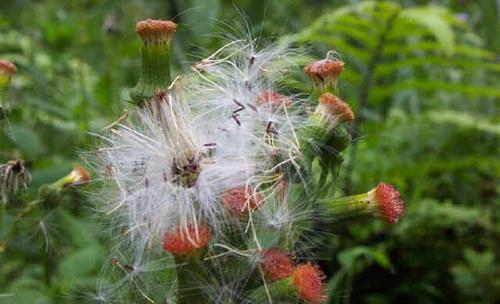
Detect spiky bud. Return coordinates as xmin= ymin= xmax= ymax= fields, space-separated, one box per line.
xmin=0 ymin=60 xmax=16 ymax=88
xmin=162 ymin=225 xmax=211 ymax=256
xmin=292 ymin=263 xmax=326 ymax=303
xmin=304 ymin=58 xmax=344 ymax=93
xmin=256 ymin=90 xmax=292 ymax=108
xmin=259 ymin=249 xmax=294 ymax=281
xmin=130 ymin=19 xmax=177 ymax=105
xmin=223 ymin=186 xmax=263 ymax=216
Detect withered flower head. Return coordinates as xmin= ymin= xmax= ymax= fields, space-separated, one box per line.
xmin=304 ymin=58 xmax=344 ymax=91
xmin=314 ymin=92 xmax=354 ymax=128
xmin=0 ymin=159 xmax=30 ymax=203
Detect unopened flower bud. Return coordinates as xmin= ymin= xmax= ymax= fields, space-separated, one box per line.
xmin=304 ymin=58 xmax=344 ymax=92
xmin=367 ymin=183 xmax=405 ymax=224
xmin=259 ymin=249 xmax=294 ymax=281
xmin=292 ymin=262 xmax=326 ymax=303
xmin=162 ymin=225 xmax=211 ymax=256
xmin=130 ymin=19 xmax=177 ymax=105
xmin=0 ymin=60 xmax=17 ymax=88
xmin=323 ymin=182 xmax=405 ymax=224
xmin=223 ymin=186 xmax=264 ymax=216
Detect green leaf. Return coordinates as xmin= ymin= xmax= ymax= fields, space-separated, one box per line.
xmin=400 ymin=6 xmax=456 ymax=56
xmin=7 ymin=124 xmax=47 ymax=156
xmin=58 ymin=245 xmax=105 ymax=286
xmin=426 ymin=111 xmax=500 ymax=136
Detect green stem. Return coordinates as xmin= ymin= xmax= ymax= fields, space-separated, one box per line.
xmin=0 ymin=199 xmax=40 ymax=253
xmin=130 ymin=43 xmax=172 ymax=105
xmin=321 ymin=193 xmax=373 ymax=220
xmin=249 ymin=277 xmax=294 ymax=303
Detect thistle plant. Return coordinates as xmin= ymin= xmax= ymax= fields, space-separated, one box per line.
xmin=92 ymin=19 xmax=405 ymax=303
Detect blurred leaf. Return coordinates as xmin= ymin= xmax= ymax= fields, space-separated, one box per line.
xmin=7 ymin=124 xmax=46 ymax=156
xmin=59 ymin=245 xmax=105 ymax=286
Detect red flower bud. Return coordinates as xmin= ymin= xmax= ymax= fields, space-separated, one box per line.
xmin=292 ymin=262 xmax=326 ymax=303
xmin=162 ymin=225 xmax=211 ymax=256
xmin=223 ymin=186 xmax=263 ymax=216
xmin=260 ymin=249 xmax=293 ymax=281
xmin=371 ymin=183 xmax=405 ymax=224
xmin=0 ymin=60 xmax=17 ymax=75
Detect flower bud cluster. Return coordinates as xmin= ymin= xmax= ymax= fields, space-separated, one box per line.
xmin=91 ymin=19 xmax=405 ymax=304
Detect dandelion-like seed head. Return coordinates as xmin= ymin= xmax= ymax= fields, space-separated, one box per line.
xmin=369 ymin=183 xmax=405 ymax=224
xmin=135 ymin=19 xmax=177 ymax=45
xmin=223 ymin=186 xmax=263 ymax=216
xmin=0 ymin=159 xmax=30 ymax=203
xmin=315 ymin=92 xmax=354 ymax=128
xmin=162 ymin=225 xmax=211 ymax=256
xmin=259 ymin=249 xmax=293 ymax=281
xmin=292 ymin=262 xmax=326 ymax=303
xmin=304 ymin=58 xmax=344 ymax=91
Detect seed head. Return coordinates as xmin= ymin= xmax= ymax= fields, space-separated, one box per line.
xmin=223 ymin=186 xmax=263 ymax=216
xmin=292 ymin=262 xmax=326 ymax=303
xmin=370 ymin=183 xmax=405 ymax=224
xmin=162 ymin=225 xmax=212 ymax=256
xmin=135 ymin=19 xmax=177 ymax=45
xmin=259 ymin=249 xmax=293 ymax=281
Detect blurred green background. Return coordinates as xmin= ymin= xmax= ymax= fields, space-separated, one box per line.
xmin=1 ymin=0 xmax=498 ymax=303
